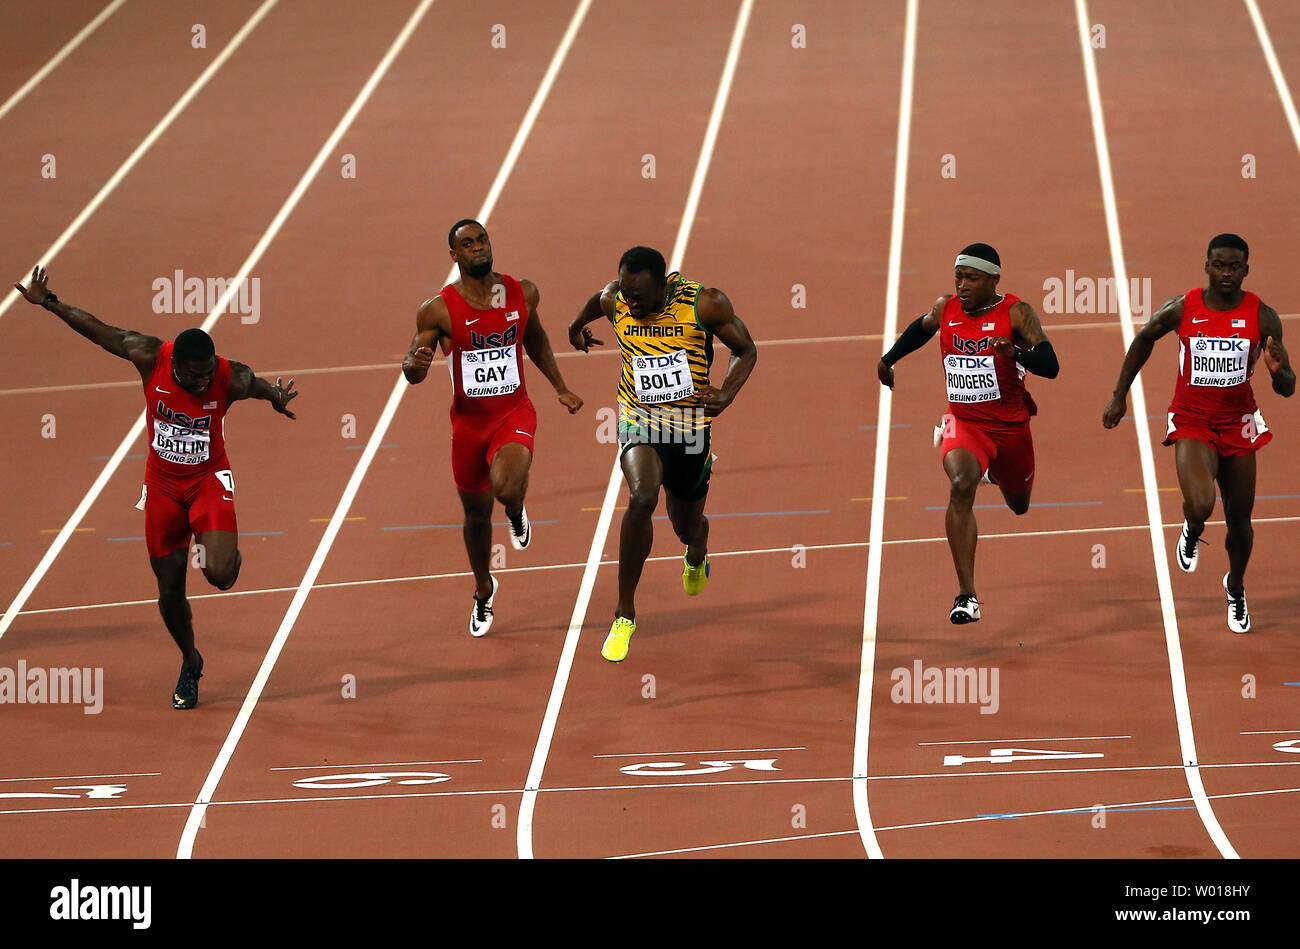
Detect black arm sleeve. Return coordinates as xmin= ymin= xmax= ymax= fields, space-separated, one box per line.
xmin=881 ymin=315 xmax=938 ymax=367
xmin=1014 ymin=340 xmax=1059 ymax=378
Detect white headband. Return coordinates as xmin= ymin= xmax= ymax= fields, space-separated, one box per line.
xmin=954 ymin=254 xmax=1000 ymax=276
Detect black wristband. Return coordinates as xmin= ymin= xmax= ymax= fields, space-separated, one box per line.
xmin=1013 ymin=340 xmax=1059 ymax=378
xmin=41 ymin=291 xmax=58 ymax=309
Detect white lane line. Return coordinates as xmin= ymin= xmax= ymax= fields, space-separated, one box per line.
xmin=1244 ymin=0 xmax=1300 ymax=155
xmin=176 ymin=0 xmax=593 ymax=860
xmin=19 ymin=513 xmax=1300 ymax=618
xmin=0 ymin=0 xmax=130 ymax=124
xmin=1075 ymin=0 xmax=1237 ymax=860
xmin=1241 ymin=730 xmax=1300 ymax=735
xmin=515 ymin=0 xmax=755 ymax=861
xmin=0 ymin=0 xmax=280 ymax=325
xmin=0 ymin=771 xmax=159 ymax=784
xmin=591 ymin=747 xmax=805 ymax=759
xmin=854 ymin=0 xmax=919 ymax=863
xmin=0 ymin=0 xmax=282 ymax=641
xmin=917 ymin=736 xmax=1130 ymax=746
xmin=610 ymin=785 xmax=1300 ymax=858
xmin=871 ymin=760 xmax=1300 ymax=780
xmin=269 ymin=759 xmax=483 ymax=771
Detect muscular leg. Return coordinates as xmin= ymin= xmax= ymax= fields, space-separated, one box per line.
xmin=666 ymin=491 xmax=709 ymax=567
xmin=1175 ymin=438 xmax=1219 ymax=541
xmin=490 ymin=441 xmax=532 ymax=523
xmin=943 ymin=449 xmax=982 ymax=596
xmin=616 ymin=446 xmax=663 ymax=621
xmin=1216 ymin=452 xmax=1257 ymax=593
xmin=195 ymin=529 xmax=241 ymax=591
xmin=458 ymin=488 xmax=496 ymax=600
xmin=998 ymin=485 xmax=1032 ymax=516
xmin=150 ymin=548 xmax=201 ymax=668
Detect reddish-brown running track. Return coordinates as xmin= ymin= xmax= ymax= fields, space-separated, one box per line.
xmin=0 ymin=0 xmax=1296 ymax=861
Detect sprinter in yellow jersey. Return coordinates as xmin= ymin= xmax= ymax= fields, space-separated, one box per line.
xmin=569 ymin=246 xmax=758 ymax=662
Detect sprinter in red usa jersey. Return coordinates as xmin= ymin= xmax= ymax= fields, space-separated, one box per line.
xmin=403 ymin=220 xmax=583 ymax=638
xmin=1105 ymin=234 xmax=1294 ymax=633
xmin=15 ymin=266 xmax=298 ymax=709
xmin=879 ymin=243 xmax=1059 ymax=625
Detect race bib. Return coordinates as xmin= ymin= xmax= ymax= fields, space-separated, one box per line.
xmin=944 ymin=354 xmax=1000 ymax=404
xmin=632 ymin=349 xmax=694 ymax=404
xmin=152 ymin=417 xmax=211 ymax=465
xmin=461 ymin=345 xmax=520 ymax=397
xmin=1188 ymin=336 xmax=1249 ymax=387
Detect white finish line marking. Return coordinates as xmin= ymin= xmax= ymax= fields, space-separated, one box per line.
xmin=919 ymin=735 xmax=1130 ymax=746
xmin=2 ymin=761 xmax=1299 ymax=819
xmin=270 ymin=759 xmax=482 ymax=772
xmin=592 ymin=746 xmax=804 ymax=759
xmin=0 ymin=771 xmax=159 ymax=784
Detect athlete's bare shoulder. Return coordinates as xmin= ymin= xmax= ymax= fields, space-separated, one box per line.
xmin=598 ymin=280 xmax=620 ymax=316
xmin=1136 ymin=293 xmax=1184 ymax=341
xmin=518 ymin=278 xmax=540 ymax=309
xmin=1009 ymin=299 xmax=1050 ymax=346
xmin=1258 ymin=301 xmax=1283 ymax=339
xmin=417 ymin=293 xmax=451 ymax=331
xmin=695 ymin=287 xmax=736 ymax=327
xmin=920 ymin=294 xmax=952 ymax=331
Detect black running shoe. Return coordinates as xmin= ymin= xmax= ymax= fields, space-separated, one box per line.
xmin=949 ymin=593 xmax=981 ymax=624
xmin=172 ymin=652 xmax=203 ymax=710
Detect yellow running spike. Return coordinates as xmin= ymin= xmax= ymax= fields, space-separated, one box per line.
xmin=682 ymin=553 xmax=710 ymax=596
xmin=601 ymin=616 xmax=636 ymax=662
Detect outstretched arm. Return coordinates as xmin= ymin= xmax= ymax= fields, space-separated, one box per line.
xmin=403 ymin=295 xmax=452 ymax=384
xmin=14 ymin=266 xmax=161 ymax=379
xmin=1258 ymin=304 xmax=1295 ymax=397
xmin=1102 ymin=294 xmax=1182 ymax=428
xmin=878 ymin=296 xmax=945 ymax=389
xmin=519 ymin=279 xmax=582 ymax=414
xmin=567 ymin=281 xmax=616 ymax=352
xmin=228 ymin=361 xmax=298 ymax=418
xmin=695 ymin=288 xmax=757 ymax=419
